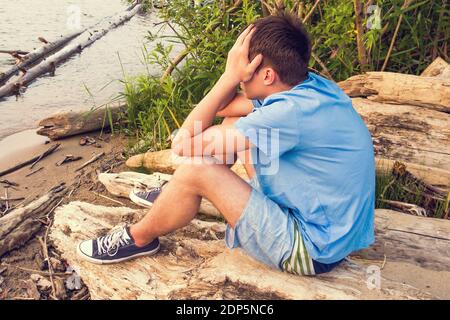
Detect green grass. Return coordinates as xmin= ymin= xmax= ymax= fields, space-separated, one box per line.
xmin=376 ymin=167 xmax=449 ymax=218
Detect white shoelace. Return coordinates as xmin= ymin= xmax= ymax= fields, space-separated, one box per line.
xmin=97 ymin=227 xmax=130 ymax=256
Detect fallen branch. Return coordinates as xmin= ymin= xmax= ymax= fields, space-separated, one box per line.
xmin=25 ymin=167 xmax=44 ymax=177
xmin=0 ymin=183 xmax=66 ymax=257
xmin=93 ymin=192 xmax=125 ymax=206
xmin=38 ymin=235 xmax=56 ymax=299
xmin=0 ymin=180 xmax=19 ymax=187
xmin=56 ymin=155 xmax=82 ymax=166
xmin=1 ymin=263 xmax=69 ymax=277
xmin=380 ymin=199 xmax=427 ymax=217
xmin=75 ymin=152 xmax=105 ymax=172
xmin=0 ymin=144 xmax=60 ymax=178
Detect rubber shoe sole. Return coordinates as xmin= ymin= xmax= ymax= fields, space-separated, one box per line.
xmin=129 ymin=190 xmax=154 ymax=209
xmin=76 ymin=242 xmax=160 ymax=265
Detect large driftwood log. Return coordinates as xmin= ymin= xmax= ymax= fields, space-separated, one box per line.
xmin=126 ymin=149 xmax=450 ymax=188
xmin=37 ymin=104 xmax=126 ymax=140
xmin=49 ymin=201 xmax=446 ymax=299
xmin=0 ymin=30 xmax=86 ymax=87
xmin=0 ymin=4 xmax=142 ymax=99
xmin=338 ymin=72 xmax=450 ymax=113
xmin=421 ymin=57 xmax=450 ymax=79
xmin=0 ymin=184 xmax=66 ymax=257
xmin=126 ymin=149 xmax=249 ymax=179
xmin=353 ymin=98 xmax=450 ymax=176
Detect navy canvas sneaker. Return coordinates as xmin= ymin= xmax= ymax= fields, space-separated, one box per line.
xmin=129 ymin=180 xmax=168 ymax=208
xmin=77 ymin=226 xmax=160 ymax=264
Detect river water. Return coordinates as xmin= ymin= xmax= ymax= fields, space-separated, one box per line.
xmin=0 ymin=0 xmax=165 ymax=140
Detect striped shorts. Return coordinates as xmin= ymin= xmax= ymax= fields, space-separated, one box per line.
xmin=281 ymin=221 xmax=344 ymax=276
xmin=281 ymin=221 xmax=316 ymax=275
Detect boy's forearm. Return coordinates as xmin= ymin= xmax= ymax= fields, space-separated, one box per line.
xmin=216 ymin=92 xmax=254 ymax=118
xmin=175 ymin=74 xmax=238 ymax=140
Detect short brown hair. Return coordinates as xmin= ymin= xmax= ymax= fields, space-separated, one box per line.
xmin=249 ymin=13 xmax=311 ymax=85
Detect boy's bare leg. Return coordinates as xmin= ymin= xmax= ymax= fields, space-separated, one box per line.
xmin=129 ymin=158 xmax=252 ymax=247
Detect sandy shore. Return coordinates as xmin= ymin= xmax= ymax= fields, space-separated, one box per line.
xmin=0 ymin=129 xmax=138 ymax=299
xmin=0 ymin=130 xmax=127 ymax=204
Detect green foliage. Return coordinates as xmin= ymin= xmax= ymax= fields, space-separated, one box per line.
xmin=119 ymin=0 xmax=261 ymax=153
xmin=376 ymin=168 xmax=448 ymax=219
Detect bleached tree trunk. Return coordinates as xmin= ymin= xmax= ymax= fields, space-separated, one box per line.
xmin=338 ymin=72 xmax=450 ymax=113
xmin=37 ymin=103 xmax=126 ymax=140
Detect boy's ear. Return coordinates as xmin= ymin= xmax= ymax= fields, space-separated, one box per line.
xmin=262 ymin=67 xmax=277 ymax=86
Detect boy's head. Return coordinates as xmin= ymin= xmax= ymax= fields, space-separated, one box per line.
xmin=240 ymin=13 xmax=311 ymax=100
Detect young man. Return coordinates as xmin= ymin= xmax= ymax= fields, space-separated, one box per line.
xmin=77 ymin=13 xmax=375 ymax=276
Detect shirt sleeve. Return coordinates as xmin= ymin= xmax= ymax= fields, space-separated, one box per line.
xmin=235 ymin=95 xmax=300 ymax=160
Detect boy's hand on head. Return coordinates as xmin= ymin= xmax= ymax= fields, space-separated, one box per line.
xmin=224 ymin=24 xmax=263 ymax=84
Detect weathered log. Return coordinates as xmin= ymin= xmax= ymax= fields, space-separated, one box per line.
xmin=0 ymin=30 xmax=85 ymax=87
xmin=0 ymin=4 xmax=142 ymax=99
xmin=338 ymin=72 xmax=450 ymax=113
xmin=352 ymin=98 xmax=450 ymax=176
xmin=37 ymin=104 xmax=126 ymax=140
xmin=126 ymin=149 xmax=450 ymax=188
xmin=125 ymin=149 xmax=249 ymax=179
xmin=50 ymin=201 xmax=446 ymax=299
xmin=0 ymin=144 xmax=60 ymax=178
xmin=0 ymin=184 xmax=66 ymax=257
xmin=98 ymin=171 xmax=221 ymax=218
xmin=421 ymin=57 xmax=450 ymax=79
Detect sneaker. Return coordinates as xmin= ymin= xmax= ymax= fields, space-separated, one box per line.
xmin=77 ymin=225 xmax=160 ymax=264
xmin=129 ymin=180 xmax=168 ymax=208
